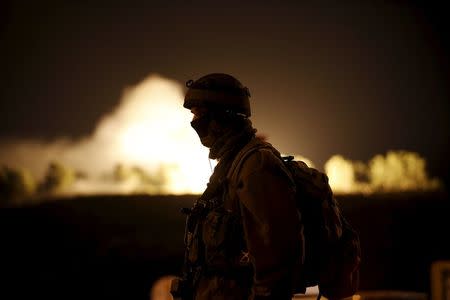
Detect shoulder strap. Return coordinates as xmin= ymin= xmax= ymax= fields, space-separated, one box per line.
xmin=226 ymin=138 xmax=272 ymax=184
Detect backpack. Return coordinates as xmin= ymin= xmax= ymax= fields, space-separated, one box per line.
xmin=227 ymin=140 xmax=361 ymax=300
xmin=282 ymin=155 xmax=361 ymax=299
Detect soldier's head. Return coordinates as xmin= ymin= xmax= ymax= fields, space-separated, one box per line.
xmin=184 ymin=73 xmax=251 ymax=148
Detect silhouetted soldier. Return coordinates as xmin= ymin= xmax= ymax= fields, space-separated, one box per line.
xmin=171 ymin=73 xmax=302 ymax=300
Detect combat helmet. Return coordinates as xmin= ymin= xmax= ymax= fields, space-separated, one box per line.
xmin=184 ymin=73 xmax=251 ymax=117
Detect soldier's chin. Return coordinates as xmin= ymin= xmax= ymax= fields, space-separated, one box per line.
xmin=199 ymin=135 xmax=216 ymax=148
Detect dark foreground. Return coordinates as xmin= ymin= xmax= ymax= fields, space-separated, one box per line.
xmin=0 ymin=191 xmax=449 ymax=300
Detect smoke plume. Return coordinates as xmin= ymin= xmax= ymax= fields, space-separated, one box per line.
xmin=0 ymin=74 xmax=443 ymax=205
xmin=0 ymin=75 xmax=211 ymax=200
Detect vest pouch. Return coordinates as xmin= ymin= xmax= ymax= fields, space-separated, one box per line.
xmin=202 ymin=207 xmax=244 ymax=268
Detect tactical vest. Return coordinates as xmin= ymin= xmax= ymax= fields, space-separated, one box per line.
xmin=179 ymin=137 xmax=300 ymax=300
xmin=182 ymin=139 xmax=270 ymax=296
xmin=184 ymin=174 xmax=253 ymax=285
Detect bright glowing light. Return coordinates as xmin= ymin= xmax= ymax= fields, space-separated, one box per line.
xmin=0 ymin=74 xmax=443 ymax=200
xmin=368 ymin=151 xmax=441 ymax=192
xmin=0 ymin=75 xmax=213 ymax=196
xmin=94 ymin=75 xmax=212 ymax=194
xmin=325 ymin=155 xmax=356 ymax=194
xmin=324 ymin=151 xmax=441 ymax=194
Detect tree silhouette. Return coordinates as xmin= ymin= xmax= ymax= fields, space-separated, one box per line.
xmin=38 ymin=161 xmax=75 ymax=194
xmin=0 ymin=165 xmax=36 ymax=206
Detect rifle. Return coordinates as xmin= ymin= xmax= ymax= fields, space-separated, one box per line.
xmin=170 ymin=203 xmax=208 ymax=300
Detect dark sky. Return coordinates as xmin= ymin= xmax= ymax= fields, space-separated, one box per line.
xmin=1 ymin=1 xmax=449 ymax=179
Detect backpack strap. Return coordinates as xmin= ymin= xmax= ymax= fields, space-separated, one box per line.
xmin=226 ymin=138 xmax=272 ymax=185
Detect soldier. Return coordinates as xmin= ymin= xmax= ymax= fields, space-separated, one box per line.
xmin=171 ymin=73 xmax=303 ymax=300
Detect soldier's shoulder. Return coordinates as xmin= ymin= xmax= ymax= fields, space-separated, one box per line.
xmin=236 ymin=138 xmax=285 ymax=177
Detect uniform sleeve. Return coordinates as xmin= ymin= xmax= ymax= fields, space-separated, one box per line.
xmin=235 ymin=149 xmax=302 ymax=299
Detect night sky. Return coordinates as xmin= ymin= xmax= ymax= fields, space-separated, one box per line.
xmin=1 ymin=1 xmax=449 ymax=181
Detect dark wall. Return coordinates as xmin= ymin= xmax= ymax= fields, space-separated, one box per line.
xmin=0 ymin=192 xmax=449 ymax=299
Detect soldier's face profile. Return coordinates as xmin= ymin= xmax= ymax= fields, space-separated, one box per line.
xmin=190 ymin=106 xmax=208 ymax=121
